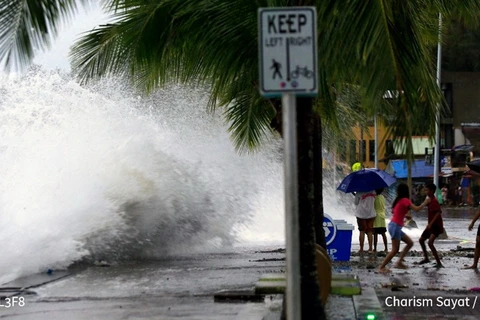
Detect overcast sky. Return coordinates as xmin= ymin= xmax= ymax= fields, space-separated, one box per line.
xmin=34 ymin=3 xmax=107 ymax=71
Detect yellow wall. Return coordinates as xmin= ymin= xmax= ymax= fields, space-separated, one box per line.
xmin=348 ymin=124 xmax=389 ymax=170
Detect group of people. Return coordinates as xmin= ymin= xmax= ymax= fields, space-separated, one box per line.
xmin=354 ymin=188 xmax=388 ymax=254
xmin=354 ymin=182 xmax=480 ymax=273
xmin=441 ymin=184 xmax=466 ymax=206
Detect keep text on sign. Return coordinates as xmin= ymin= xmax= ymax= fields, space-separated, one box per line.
xmin=258 ymin=7 xmax=318 ymax=97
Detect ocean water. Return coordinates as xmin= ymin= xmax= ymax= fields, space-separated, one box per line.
xmin=0 ymin=68 xmax=362 ymax=285
xmin=0 ymin=69 xmax=288 ymax=284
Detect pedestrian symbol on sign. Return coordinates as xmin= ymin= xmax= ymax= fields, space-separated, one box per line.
xmin=323 ymin=215 xmax=337 ymax=246
xmin=270 ymin=59 xmax=282 ymax=79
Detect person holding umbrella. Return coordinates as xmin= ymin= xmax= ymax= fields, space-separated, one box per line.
xmin=354 ymin=190 xmax=376 ymax=254
xmin=378 ymin=183 xmax=427 ymax=273
xmin=337 ymin=168 xmax=397 ymax=254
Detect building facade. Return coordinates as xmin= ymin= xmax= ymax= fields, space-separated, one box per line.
xmin=442 ymin=72 xmax=480 ymax=153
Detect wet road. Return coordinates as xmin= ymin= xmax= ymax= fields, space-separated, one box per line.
xmin=2 ymin=207 xmax=479 ymax=320
xmin=1 ymin=248 xmax=285 ymax=319
xmin=349 ymin=207 xmax=480 ymax=292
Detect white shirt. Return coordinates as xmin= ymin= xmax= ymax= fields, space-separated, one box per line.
xmin=354 ymin=191 xmax=377 ymax=219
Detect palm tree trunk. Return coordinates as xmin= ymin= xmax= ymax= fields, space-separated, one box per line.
xmin=407 ymin=139 xmax=413 ymax=198
xmin=297 ymin=97 xmax=326 ymax=319
xmin=313 ymin=113 xmax=326 ymax=249
xmin=404 ymin=107 xmax=413 ymax=196
xmin=286 ymin=1 xmax=324 ymax=318
xmin=407 ymin=159 xmax=412 ymax=191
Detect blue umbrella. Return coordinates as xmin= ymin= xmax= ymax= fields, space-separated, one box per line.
xmin=337 ymin=168 xmax=396 ymax=193
xmin=452 ymin=145 xmax=474 ymax=152
xmin=467 ymin=160 xmax=480 ymax=174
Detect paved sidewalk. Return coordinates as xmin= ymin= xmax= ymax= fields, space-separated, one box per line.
xmin=0 ymin=249 xmax=286 ymax=320
xmin=335 ymin=246 xmax=480 ymax=319
xmin=3 ymin=235 xmax=480 ymax=320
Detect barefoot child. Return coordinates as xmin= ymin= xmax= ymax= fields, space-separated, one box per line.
xmin=379 ymin=183 xmax=426 ymax=273
xmin=463 ymin=207 xmax=480 ymax=270
xmin=373 ymin=188 xmax=388 ymax=252
xmin=416 ymin=183 xmax=443 ymax=268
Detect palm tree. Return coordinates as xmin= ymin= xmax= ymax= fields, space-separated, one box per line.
xmin=0 ymin=0 xmax=87 ymax=71
xmin=66 ymin=3 xmax=477 ymax=319
xmin=3 ymin=1 xmax=480 ymax=319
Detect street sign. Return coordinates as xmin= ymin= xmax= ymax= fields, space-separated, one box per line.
xmin=258 ymin=7 xmax=318 ymax=97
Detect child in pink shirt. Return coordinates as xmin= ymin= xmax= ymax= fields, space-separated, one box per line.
xmin=379 ymin=183 xmax=427 ymax=273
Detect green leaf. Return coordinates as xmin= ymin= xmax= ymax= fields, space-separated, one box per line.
xmin=0 ymin=0 xmax=88 ymax=71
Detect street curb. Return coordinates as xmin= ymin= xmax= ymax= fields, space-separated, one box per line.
xmin=255 ymin=273 xmax=360 ymax=295
xmin=353 ymin=286 xmax=385 ymax=320
xmin=0 ymin=271 xmax=72 ymax=298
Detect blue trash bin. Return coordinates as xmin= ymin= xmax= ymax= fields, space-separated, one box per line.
xmin=323 ymin=214 xmax=355 ymax=261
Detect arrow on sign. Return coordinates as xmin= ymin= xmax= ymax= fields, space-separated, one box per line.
xmin=324 ymin=226 xmax=330 ymax=238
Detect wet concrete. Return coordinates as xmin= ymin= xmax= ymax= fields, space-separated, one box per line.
xmin=3 ymin=207 xmax=480 ymax=320
xmin=336 ymin=206 xmax=480 ymax=319
xmin=1 ymin=249 xmax=285 ymax=319
xmin=1 ymin=296 xmax=284 ymax=320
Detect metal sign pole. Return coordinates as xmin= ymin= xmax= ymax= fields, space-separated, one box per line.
xmin=282 ymin=92 xmax=301 ymax=320
xmin=258 ymin=8 xmax=317 ymax=318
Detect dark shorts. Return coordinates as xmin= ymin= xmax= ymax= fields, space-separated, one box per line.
xmin=421 ymin=226 xmax=443 ymax=239
xmin=356 ymin=217 xmax=375 ymax=233
xmin=477 ymin=224 xmax=480 ymax=237
xmin=373 ymin=227 xmax=387 ymax=235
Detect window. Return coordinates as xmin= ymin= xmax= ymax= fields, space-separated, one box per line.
xmin=442 ymin=83 xmax=453 ymax=118
xmin=349 ymin=140 xmax=357 ymax=163
xmin=369 ymin=140 xmax=375 ymax=162
xmin=339 ymin=139 xmax=347 ymax=162
xmin=385 ymin=140 xmax=394 ymax=157
xmin=360 ymin=140 xmax=366 ymax=162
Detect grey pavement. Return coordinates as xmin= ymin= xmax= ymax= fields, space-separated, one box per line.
xmin=1 ymin=249 xmax=285 ymax=320
xmin=335 ymin=250 xmax=480 ymax=320
xmin=3 ymin=207 xmax=480 ymax=320
xmin=341 ymin=206 xmax=480 ymax=320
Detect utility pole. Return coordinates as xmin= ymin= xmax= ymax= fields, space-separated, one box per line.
xmin=434 ymin=13 xmax=442 ymax=188
xmin=360 ymin=126 xmax=364 ymax=166
xmin=374 ymin=115 xmax=379 ymax=169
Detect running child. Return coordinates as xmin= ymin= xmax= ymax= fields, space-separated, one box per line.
xmin=416 ymin=183 xmax=443 ymax=268
xmin=373 ymin=188 xmax=388 ymax=252
xmin=463 ymin=206 xmax=480 ymax=270
xmin=378 ymin=183 xmax=426 ymax=273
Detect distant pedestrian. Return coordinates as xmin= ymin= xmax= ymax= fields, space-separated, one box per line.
xmin=449 ymin=185 xmax=456 ymax=206
xmin=416 ymin=183 xmax=443 ymax=268
xmin=354 ymin=190 xmax=376 ymax=254
xmin=373 ymin=188 xmax=388 ymax=253
xmin=457 ymin=184 xmax=463 ymax=206
xmin=351 ymin=161 xmax=362 ymax=172
xmin=378 ymin=183 xmax=426 ymax=273
xmin=441 ymin=185 xmax=448 ymax=205
xmin=463 ymin=207 xmax=480 ymax=270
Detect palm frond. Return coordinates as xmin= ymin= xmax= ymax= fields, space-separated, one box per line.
xmin=316 ymin=0 xmax=453 ymax=161
xmin=222 ymin=89 xmax=276 ymax=152
xmin=0 ymin=0 xmax=87 ymax=71
xmin=69 ymin=0 xmax=480 ymax=153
